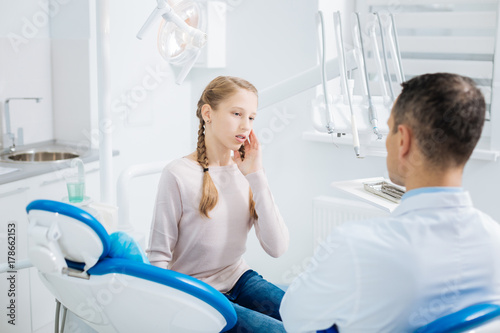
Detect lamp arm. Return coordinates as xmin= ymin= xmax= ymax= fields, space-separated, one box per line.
xmin=137 ymin=0 xmax=207 ymax=48
xmin=137 ymin=5 xmax=166 ymax=40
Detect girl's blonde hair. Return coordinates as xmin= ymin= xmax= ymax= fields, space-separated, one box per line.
xmin=196 ymin=76 xmax=258 ymax=219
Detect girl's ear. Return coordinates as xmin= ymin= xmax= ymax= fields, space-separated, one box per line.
xmin=201 ymin=104 xmax=212 ymax=123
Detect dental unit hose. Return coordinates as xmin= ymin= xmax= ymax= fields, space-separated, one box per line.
xmin=375 ymin=13 xmax=395 ymax=102
xmin=369 ymin=15 xmax=389 ymax=100
xmin=318 ymin=11 xmax=335 ymax=135
xmin=390 ymin=13 xmax=405 ymax=84
xmin=334 ymin=11 xmax=360 ymax=157
xmin=354 ymin=13 xmax=383 ymax=140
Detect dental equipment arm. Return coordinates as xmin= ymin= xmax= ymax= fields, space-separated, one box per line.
xmin=334 ymin=11 xmax=360 ymax=157
xmin=368 ymin=14 xmax=389 ymax=99
xmin=137 ymin=0 xmax=206 ymax=48
xmin=259 ymin=56 xmax=356 ymax=109
xmin=376 ymin=13 xmax=396 ymax=101
xmin=390 ymin=13 xmax=405 ymax=84
xmin=318 ymin=11 xmax=335 ymax=134
xmin=353 ymin=13 xmax=383 ymax=140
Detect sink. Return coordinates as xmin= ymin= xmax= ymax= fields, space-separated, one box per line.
xmin=1 ymin=150 xmax=80 ymax=163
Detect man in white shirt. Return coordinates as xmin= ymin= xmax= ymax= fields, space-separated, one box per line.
xmin=280 ymin=73 xmax=500 ymax=332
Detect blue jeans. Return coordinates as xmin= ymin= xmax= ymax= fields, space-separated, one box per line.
xmin=223 ymin=270 xmax=286 ymax=333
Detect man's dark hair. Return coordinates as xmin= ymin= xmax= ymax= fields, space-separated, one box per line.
xmin=392 ymin=73 xmax=486 ymax=167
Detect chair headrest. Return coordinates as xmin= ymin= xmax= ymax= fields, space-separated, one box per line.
xmin=27 ymin=200 xmax=111 ymax=271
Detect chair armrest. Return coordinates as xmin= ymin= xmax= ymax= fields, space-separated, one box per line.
xmin=415 ymin=303 xmax=500 ymax=333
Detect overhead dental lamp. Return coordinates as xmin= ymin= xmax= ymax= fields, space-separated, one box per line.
xmin=137 ymin=0 xmax=208 ymax=84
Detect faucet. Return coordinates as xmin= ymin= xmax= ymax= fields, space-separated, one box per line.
xmin=3 ymin=97 xmax=42 ymax=152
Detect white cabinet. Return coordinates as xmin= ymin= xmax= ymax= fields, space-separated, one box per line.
xmin=0 ymin=183 xmax=31 ymax=333
xmin=0 ymin=161 xmax=100 ymax=333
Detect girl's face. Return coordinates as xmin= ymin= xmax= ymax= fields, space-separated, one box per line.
xmin=206 ymin=88 xmax=258 ymax=151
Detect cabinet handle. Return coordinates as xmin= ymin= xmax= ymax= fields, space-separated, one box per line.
xmin=86 ymin=167 xmax=100 ymax=174
xmin=40 ymin=178 xmax=63 ymax=186
xmin=0 ymin=186 xmax=30 ymax=198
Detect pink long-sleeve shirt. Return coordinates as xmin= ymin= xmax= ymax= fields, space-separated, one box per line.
xmin=147 ymin=157 xmax=289 ymax=293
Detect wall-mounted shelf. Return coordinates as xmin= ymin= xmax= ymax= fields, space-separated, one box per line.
xmin=331 ymin=177 xmax=399 ymax=213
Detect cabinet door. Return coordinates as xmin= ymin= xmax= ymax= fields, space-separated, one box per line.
xmin=26 ymin=170 xmax=69 ymax=332
xmin=31 ymin=161 xmax=100 ymax=202
xmin=0 ymin=184 xmax=32 ymax=333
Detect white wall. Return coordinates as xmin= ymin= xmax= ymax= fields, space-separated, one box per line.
xmin=107 ymin=0 xmax=192 ymax=240
xmin=0 ymin=0 xmax=54 ymax=148
xmin=51 ymin=0 xmax=95 ymax=146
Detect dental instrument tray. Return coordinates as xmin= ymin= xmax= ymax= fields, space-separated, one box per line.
xmin=363 ymin=180 xmax=405 ymax=204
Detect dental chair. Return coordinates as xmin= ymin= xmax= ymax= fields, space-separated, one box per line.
xmin=316 ymin=303 xmax=500 ymax=333
xmin=415 ymin=303 xmax=500 ymax=333
xmin=26 ymin=199 xmax=237 ymax=333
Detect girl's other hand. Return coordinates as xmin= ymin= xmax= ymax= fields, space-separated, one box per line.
xmin=234 ymin=130 xmax=263 ymax=176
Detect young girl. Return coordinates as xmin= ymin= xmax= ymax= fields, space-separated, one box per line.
xmin=147 ymin=76 xmax=289 ymax=332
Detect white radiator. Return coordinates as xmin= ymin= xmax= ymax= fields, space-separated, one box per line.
xmin=312 ymin=196 xmax=389 ymax=248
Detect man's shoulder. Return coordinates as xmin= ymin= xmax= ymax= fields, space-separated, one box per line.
xmin=339 ymin=215 xmax=395 ymax=229
xmin=335 ymin=202 xmax=500 ymax=243
xmin=474 ymin=209 xmax=500 ymax=232
xmin=335 ymin=216 xmax=397 ymax=240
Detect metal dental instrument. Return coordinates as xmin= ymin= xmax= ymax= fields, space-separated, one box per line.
xmin=390 ymin=13 xmax=405 ymax=84
xmin=368 ymin=14 xmax=389 ymax=100
xmin=334 ymin=11 xmax=360 ymax=157
xmin=318 ymin=11 xmax=335 ymax=135
xmin=391 ymin=13 xmax=405 ymax=83
xmin=375 ymin=13 xmax=396 ymax=102
xmin=353 ymin=12 xmax=383 ymax=140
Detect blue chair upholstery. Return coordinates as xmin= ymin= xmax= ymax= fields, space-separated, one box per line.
xmin=26 ymin=199 xmax=237 ymax=333
xmin=415 ymin=303 xmax=500 ymax=333
xmin=315 ymin=304 xmax=500 ymax=333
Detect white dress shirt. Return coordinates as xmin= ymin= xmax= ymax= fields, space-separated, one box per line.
xmin=280 ymin=189 xmax=500 ymax=332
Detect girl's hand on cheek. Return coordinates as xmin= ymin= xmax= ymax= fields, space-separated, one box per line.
xmin=234 ymin=130 xmax=262 ymax=176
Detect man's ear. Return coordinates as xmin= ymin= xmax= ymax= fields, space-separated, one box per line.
xmin=398 ymin=124 xmax=412 ymax=161
xmin=201 ymin=104 xmax=212 ymax=123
